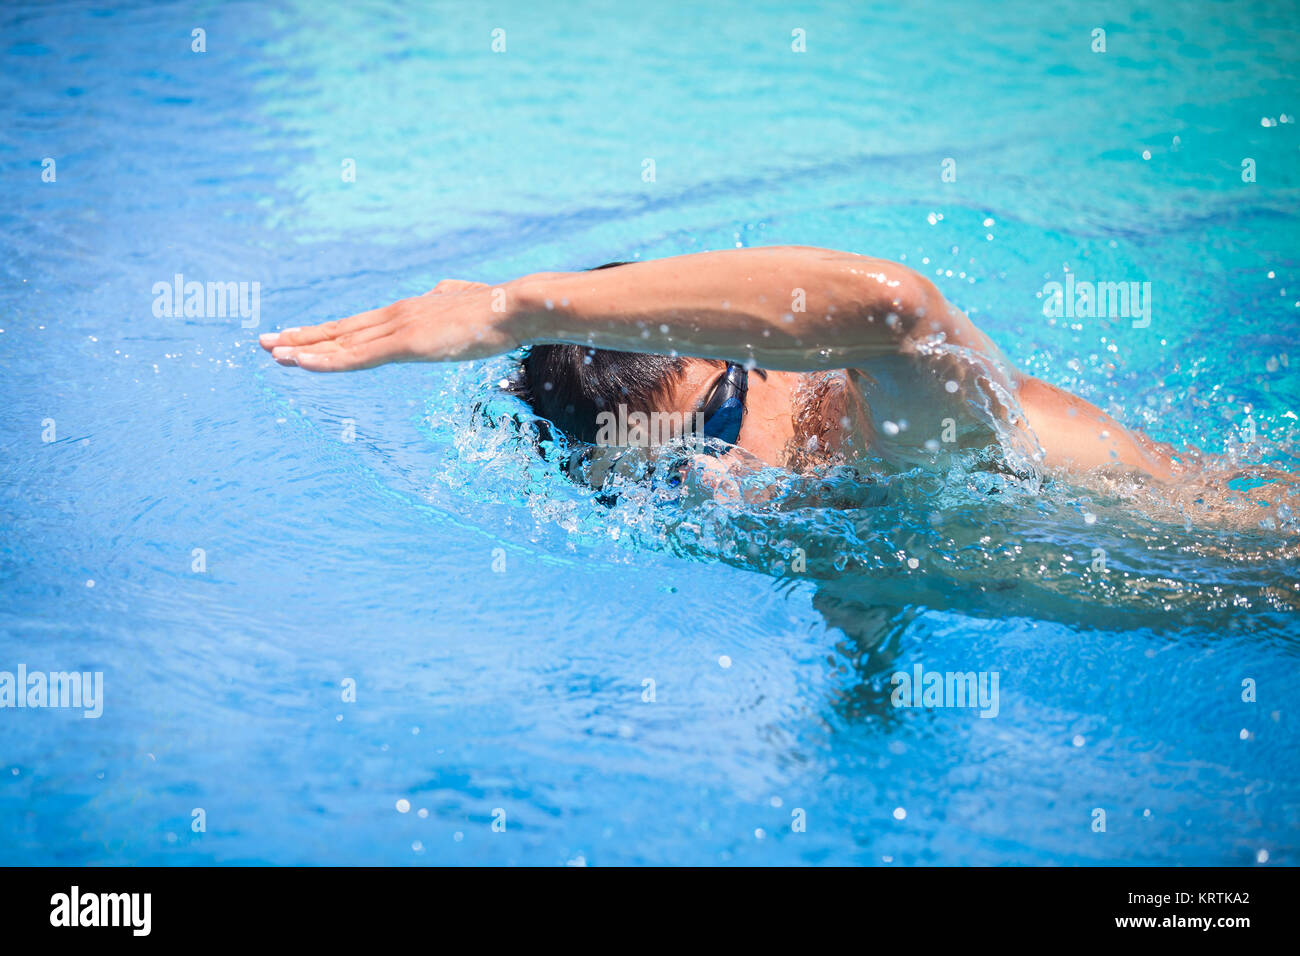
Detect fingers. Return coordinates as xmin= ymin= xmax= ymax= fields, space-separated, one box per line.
xmin=259 ymin=299 xmax=410 ymax=371
xmin=272 ymin=328 xmax=404 ymax=372
xmin=283 ymin=345 xmax=373 ymax=372
xmin=258 ymin=304 xmax=396 ymax=352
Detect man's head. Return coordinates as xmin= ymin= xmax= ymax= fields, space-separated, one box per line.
xmin=505 ymin=262 xmax=803 ymax=468
xmin=511 ymin=343 xmax=700 ymax=446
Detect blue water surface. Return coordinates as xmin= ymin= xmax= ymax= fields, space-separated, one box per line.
xmin=1 ymin=0 xmax=1298 ymax=865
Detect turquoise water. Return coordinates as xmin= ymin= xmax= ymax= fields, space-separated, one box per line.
xmin=1 ymin=0 xmax=1297 ymax=865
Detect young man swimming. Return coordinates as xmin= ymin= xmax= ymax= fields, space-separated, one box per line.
xmin=258 ymin=245 xmax=1180 ymax=482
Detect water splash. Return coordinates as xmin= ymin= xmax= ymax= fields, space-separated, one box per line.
xmin=428 ymin=359 xmax=1300 ymax=638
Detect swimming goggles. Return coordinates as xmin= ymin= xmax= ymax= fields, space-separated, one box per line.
xmin=693 ymin=362 xmax=748 ymax=453
xmin=552 ymin=361 xmax=751 ymax=496
xmin=652 ymin=362 xmax=749 ymax=490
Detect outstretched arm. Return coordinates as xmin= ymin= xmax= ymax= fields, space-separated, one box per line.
xmin=258 ymin=245 xmax=1006 ymax=377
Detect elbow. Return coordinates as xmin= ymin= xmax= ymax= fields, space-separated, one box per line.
xmin=834 ymin=259 xmax=952 ymax=343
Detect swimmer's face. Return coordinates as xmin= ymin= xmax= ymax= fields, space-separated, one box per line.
xmin=664 ymin=359 xmax=801 ymax=469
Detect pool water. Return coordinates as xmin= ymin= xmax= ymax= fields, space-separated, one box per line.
xmin=1 ymin=0 xmax=1297 ymax=865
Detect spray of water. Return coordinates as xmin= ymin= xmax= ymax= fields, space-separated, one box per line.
xmin=429 ymin=359 xmax=1300 ymax=638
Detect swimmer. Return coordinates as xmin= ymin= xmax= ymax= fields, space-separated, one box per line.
xmin=258 ymin=246 xmax=1187 ymax=482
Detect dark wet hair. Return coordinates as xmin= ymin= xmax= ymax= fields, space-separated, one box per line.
xmin=505 ymin=261 xmax=706 ymax=445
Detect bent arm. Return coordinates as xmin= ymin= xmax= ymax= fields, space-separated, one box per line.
xmin=510 ymin=246 xmax=996 ymax=372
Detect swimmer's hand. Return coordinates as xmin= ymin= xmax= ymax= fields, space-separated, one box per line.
xmin=258 ymin=279 xmax=518 ymax=371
